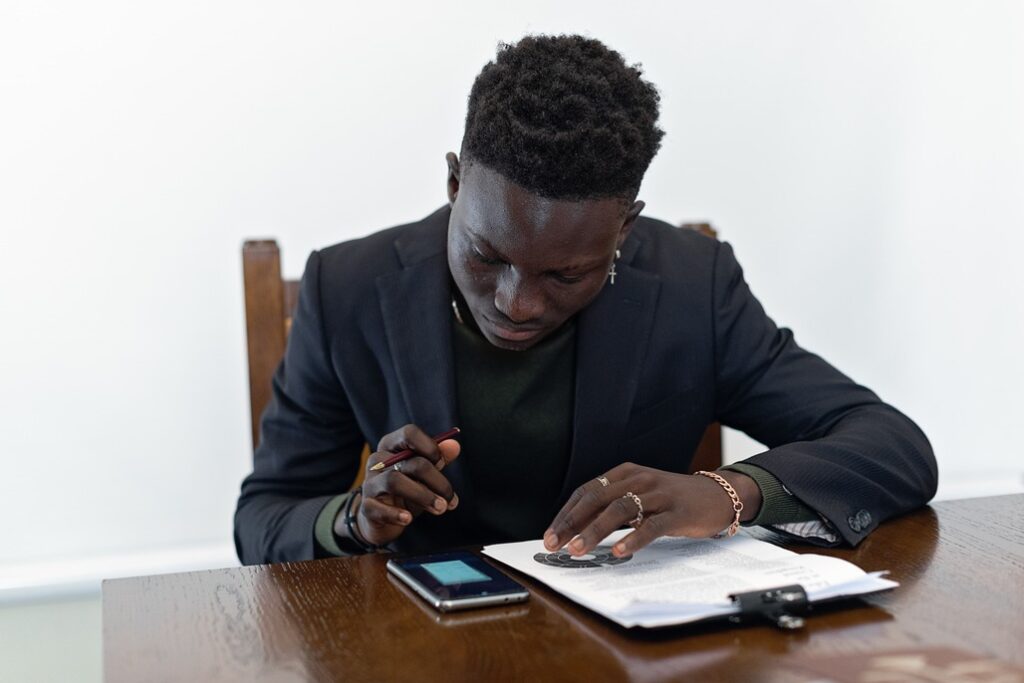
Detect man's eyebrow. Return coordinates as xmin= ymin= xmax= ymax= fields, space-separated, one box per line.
xmin=549 ymin=252 xmax=608 ymax=273
xmin=466 ymin=229 xmax=510 ymax=262
xmin=543 ymin=260 xmax=602 ymax=275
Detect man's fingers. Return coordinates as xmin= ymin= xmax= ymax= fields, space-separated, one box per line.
xmin=359 ymin=495 xmax=412 ymax=527
xmin=435 ymin=439 xmax=461 ymax=471
xmin=545 ymin=478 xmax=631 ymax=550
xmin=544 ymin=479 xmax=603 ymax=550
xmin=394 ymin=457 xmax=458 ymax=508
xmin=374 ymin=425 xmax=462 ymax=469
xmin=377 ymin=469 xmax=451 ymax=515
xmin=566 ymin=495 xmax=640 ymax=556
xmin=544 ymin=464 xmax=651 ymax=551
xmin=611 ymin=513 xmax=666 ymax=557
xmin=376 ymin=424 xmax=443 ymax=465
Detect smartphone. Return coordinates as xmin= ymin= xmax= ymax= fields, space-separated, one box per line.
xmin=386 ymin=551 xmax=530 ymax=612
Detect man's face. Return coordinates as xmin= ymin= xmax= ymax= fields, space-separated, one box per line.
xmin=446 ymin=154 xmax=640 ymax=351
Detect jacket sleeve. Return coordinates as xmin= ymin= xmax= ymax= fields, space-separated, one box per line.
xmin=234 ymin=250 xmax=366 ymax=565
xmin=712 ymin=241 xmax=937 ymax=546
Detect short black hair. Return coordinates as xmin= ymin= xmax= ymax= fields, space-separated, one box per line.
xmin=462 ymin=34 xmax=664 ymax=201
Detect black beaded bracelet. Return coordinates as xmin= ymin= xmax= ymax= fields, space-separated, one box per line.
xmin=343 ymin=486 xmax=381 ymax=553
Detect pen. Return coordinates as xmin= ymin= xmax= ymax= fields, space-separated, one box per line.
xmin=368 ymin=427 xmax=461 ymax=471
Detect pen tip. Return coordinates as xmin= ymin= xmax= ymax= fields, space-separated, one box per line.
xmin=369 ymin=462 xmax=384 ymax=471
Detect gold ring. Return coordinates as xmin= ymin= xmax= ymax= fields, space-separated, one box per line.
xmin=597 ymin=476 xmax=610 ymax=487
xmin=624 ymin=491 xmax=643 ymax=527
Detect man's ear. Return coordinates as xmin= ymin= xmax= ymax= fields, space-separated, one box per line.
xmin=617 ymin=200 xmax=645 ymax=249
xmin=446 ymin=152 xmax=461 ymax=207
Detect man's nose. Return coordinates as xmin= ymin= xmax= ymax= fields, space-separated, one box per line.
xmin=494 ymin=268 xmax=543 ymax=323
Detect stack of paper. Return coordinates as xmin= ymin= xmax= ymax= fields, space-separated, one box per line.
xmin=482 ymin=529 xmax=896 ymax=628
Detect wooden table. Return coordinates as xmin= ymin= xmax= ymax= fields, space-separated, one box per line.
xmin=104 ymin=495 xmax=1024 ymax=682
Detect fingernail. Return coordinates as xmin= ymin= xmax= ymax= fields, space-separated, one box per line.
xmin=433 ymin=498 xmax=447 ymax=512
xmin=569 ymin=538 xmax=585 ymax=554
xmin=399 ymin=512 xmax=412 ymax=524
xmin=544 ymin=530 xmax=557 ymax=548
xmin=448 ymin=494 xmax=459 ymax=510
xmin=614 ymin=542 xmax=627 ymax=555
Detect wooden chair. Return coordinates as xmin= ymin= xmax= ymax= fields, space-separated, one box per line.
xmin=242 ymin=224 xmax=723 ymax=474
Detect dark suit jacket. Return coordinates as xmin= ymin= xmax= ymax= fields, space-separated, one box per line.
xmin=234 ymin=206 xmax=936 ymax=565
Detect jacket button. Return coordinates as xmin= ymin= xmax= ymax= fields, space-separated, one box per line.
xmin=847 ymin=515 xmax=863 ymax=533
xmin=856 ymin=509 xmax=872 ymax=529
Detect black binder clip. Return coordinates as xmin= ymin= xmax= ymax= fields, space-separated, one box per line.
xmin=729 ymin=584 xmax=809 ymax=630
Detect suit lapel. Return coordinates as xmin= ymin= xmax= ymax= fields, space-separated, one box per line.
xmin=375 ymin=210 xmax=470 ymax=498
xmin=559 ymin=260 xmax=662 ymax=501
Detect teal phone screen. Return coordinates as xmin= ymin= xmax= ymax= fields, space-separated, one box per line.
xmin=420 ymin=560 xmax=493 ymax=586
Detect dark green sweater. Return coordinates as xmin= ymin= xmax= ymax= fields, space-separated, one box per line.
xmin=450 ymin=315 xmax=576 ymax=543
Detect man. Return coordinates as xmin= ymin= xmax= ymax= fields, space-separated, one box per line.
xmin=234 ymin=35 xmax=936 ymax=565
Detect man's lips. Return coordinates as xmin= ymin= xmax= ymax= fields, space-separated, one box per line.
xmin=485 ymin=318 xmax=544 ymax=342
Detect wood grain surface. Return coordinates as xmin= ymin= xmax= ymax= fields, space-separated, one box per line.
xmin=103 ymin=495 xmax=1024 ymax=682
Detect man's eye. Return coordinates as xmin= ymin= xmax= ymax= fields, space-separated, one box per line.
xmin=553 ymin=272 xmax=585 ymax=285
xmin=472 ymin=248 xmax=503 ymax=266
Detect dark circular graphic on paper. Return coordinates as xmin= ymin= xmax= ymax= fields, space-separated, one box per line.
xmin=533 ymin=545 xmax=633 ymax=568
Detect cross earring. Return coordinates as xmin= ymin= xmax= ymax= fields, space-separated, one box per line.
xmin=608 ymin=249 xmax=622 ymax=285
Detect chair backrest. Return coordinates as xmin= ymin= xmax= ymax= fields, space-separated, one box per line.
xmin=241 ymin=240 xmax=300 ymax=449
xmin=241 ymin=225 xmax=723 ymax=471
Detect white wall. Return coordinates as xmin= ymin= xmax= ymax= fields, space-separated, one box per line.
xmin=2 ymin=1 xmax=1022 ymax=598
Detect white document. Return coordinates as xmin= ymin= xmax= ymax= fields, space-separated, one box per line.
xmin=482 ymin=530 xmax=897 ymax=628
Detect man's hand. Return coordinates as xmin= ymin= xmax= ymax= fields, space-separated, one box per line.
xmin=542 ymin=463 xmax=762 ymax=557
xmin=337 ymin=424 xmax=461 ymax=547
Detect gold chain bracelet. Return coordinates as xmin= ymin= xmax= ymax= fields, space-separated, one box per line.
xmin=695 ymin=470 xmax=744 ymax=538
